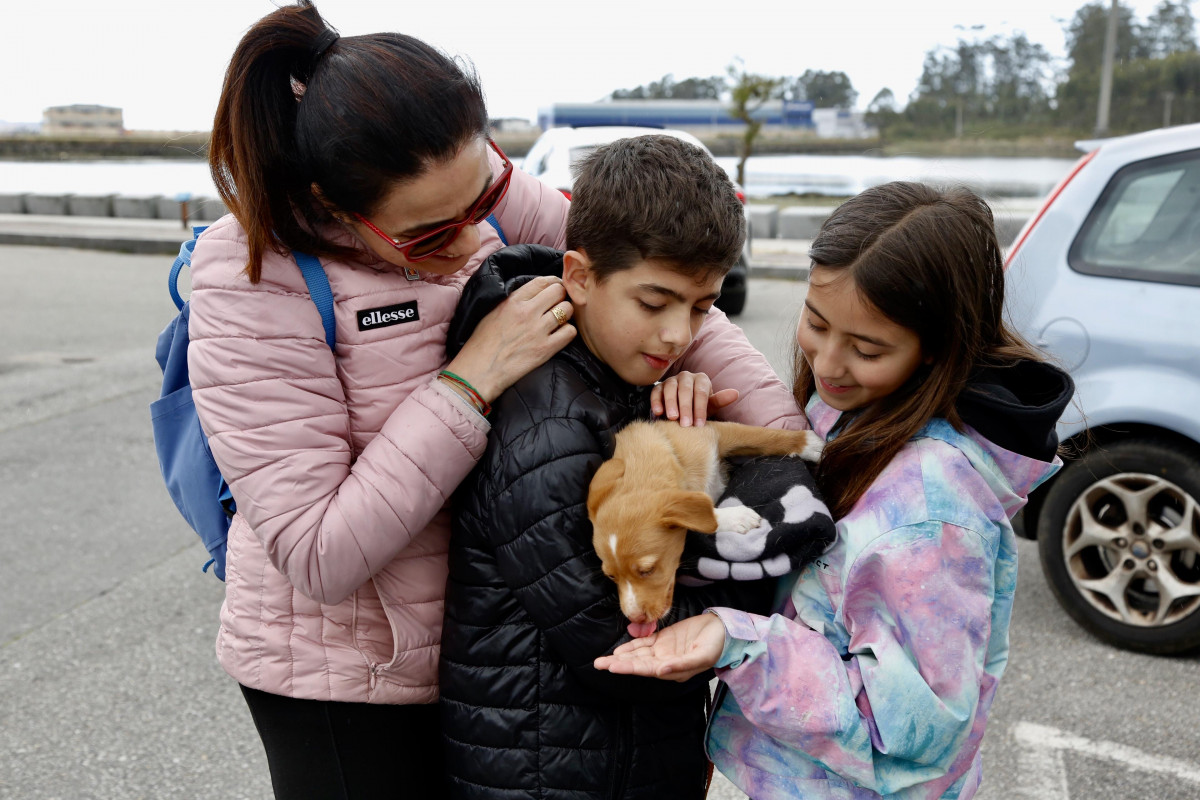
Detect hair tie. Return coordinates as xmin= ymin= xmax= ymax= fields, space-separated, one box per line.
xmin=310 ymin=29 xmax=340 ymax=69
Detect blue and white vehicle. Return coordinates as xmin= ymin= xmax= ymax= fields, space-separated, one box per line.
xmin=1004 ymin=122 xmax=1200 ymax=654
xmin=521 ymin=125 xmax=753 ymax=315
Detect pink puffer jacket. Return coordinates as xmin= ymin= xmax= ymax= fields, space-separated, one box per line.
xmin=188 ymin=166 xmax=805 ymax=705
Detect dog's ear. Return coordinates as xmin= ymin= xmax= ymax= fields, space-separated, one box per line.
xmin=660 ymin=491 xmax=718 ymax=534
xmin=587 ymin=458 xmax=625 ymax=520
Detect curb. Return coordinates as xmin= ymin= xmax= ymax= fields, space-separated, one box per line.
xmin=0 ymin=231 xmax=185 ymax=255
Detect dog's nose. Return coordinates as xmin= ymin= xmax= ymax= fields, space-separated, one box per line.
xmin=626 ymin=611 xmax=650 ymax=624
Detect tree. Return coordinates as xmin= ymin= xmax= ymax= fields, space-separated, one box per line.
xmin=612 ymin=73 xmax=725 ymax=100
xmin=904 ymin=34 xmax=1055 ymax=136
xmin=1145 ymin=0 xmax=1199 ymax=57
xmin=1056 ymin=1 xmax=1199 ymax=133
xmin=1064 ymin=1 xmax=1149 ymax=77
xmin=670 ymin=76 xmax=726 ymax=100
xmin=865 ymin=88 xmax=900 ymax=141
xmin=783 ymin=70 xmax=858 ymax=108
xmin=987 ymin=33 xmax=1056 ymax=125
xmin=727 ymin=60 xmax=783 ymax=186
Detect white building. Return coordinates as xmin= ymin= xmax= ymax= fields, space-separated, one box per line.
xmin=41 ymin=105 xmax=123 ymax=136
xmin=811 ymin=108 xmax=875 ymax=140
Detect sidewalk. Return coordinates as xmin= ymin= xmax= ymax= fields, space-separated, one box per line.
xmin=0 ymin=212 xmax=813 ymax=279
xmin=0 ymin=213 xmax=193 ymax=255
xmin=750 ymin=238 xmax=811 ymax=280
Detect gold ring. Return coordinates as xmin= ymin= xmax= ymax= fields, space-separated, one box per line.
xmin=551 ymin=305 xmax=568 ymax=327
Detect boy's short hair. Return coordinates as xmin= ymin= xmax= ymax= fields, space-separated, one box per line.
xmin=565 ymin=135 xmax=745 ymax=282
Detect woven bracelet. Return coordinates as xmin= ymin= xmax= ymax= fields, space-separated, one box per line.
xmin=438 ymin=370 xmax=491 ymax=417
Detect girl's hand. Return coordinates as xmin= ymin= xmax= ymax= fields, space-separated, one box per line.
xmin=593 ymin=612 xmax=726 ymax=682
xmin=445 ymin=276 xmax=575 ymax=400
xmin=651 ymin=372 xmax=739 ymax=426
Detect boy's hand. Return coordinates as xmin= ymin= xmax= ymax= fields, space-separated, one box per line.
xmin=593 ymin=612 xmax=726 ymax=682
xmin=652 ymin=372 xmax=739 ymax=426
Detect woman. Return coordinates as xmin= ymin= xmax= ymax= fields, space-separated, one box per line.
xmin=187 ymin=2 xmax=803 ymax=797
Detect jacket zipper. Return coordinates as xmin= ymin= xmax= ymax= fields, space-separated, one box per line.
xmin=608 ymin=704 xmax=633 ymax=799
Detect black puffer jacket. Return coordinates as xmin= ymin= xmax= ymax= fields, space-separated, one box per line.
xmin=440 ymin=246 xmax=777 ymax=800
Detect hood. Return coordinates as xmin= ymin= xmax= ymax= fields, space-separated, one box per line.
xmin=447 ymin=244 xmax=565 ymax=360
xmin=955 ymin=360 xmax=1074 ymax=463
xmin=806 ymin=358 xmax=1073 ymax=509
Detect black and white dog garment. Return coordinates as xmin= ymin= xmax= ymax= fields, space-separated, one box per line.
xmin=679 ymin=455 xmax=836 ymax=583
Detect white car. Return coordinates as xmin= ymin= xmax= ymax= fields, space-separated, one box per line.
xmin=1004 ymin=122 xmax=1200 ymax=654
xmin=520 ymin=126 xmax=752 ymax=315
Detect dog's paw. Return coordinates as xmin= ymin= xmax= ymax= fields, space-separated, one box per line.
xmin=714 ymin=504 xmax=763 ymax=534
xmin=790 ymin=432 xmax=824 ymax=463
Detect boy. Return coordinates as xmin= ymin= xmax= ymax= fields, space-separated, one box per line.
xmin=439 ymin=135 xmax=832 ymax=799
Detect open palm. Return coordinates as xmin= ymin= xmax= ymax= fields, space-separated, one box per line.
xmin=593 ymin=613 xmax=726 ymax=682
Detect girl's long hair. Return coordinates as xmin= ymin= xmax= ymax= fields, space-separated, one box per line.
xmin=208 ymin=1 xmax=489 ymax=281
xmin=794 ymin=181 xmax=1044 ymax=518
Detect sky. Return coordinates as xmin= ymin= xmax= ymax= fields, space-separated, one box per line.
xmin=1 ymin=0 xmax=1183 ymax=132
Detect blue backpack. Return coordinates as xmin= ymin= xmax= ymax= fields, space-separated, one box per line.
xmin=150 ymin=228 xmax=336 ymax=580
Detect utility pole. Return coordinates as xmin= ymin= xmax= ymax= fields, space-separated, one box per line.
xmin=1164 ymin=91 xmax=1175 ymax=128
xmin=1096 ymin=0 xmax=1119 ymax=137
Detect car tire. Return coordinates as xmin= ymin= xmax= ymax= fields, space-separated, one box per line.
xmin=715 ymin=286 xmax=747 ymax=316
xmin=1037 ymin=437 xmax=1200 ymax=654
xmin=715 ymin=255 xmax=749 ymax=317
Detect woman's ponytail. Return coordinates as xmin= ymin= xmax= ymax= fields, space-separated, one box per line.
xmin=209 ymin=1 xmax=334 ymax=280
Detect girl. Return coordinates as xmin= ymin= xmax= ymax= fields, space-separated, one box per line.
xmin=187 ymin=3 xmax=799 ymax=797
xmin=595 ymin=181 xmax=1075 ymax=799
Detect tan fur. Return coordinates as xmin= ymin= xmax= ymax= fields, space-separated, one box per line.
xmin=587 ymin=420 xmax=822 ymax=628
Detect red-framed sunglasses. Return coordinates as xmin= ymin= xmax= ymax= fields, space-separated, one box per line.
xmin=352 ymin=139 xmax=513 ymax=261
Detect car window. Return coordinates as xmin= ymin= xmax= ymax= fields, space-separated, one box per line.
xmin=568 ymin=146 xmax=598 ymax=179
xmin=523 ymin=140 xmax=551 ymax=177
xmin=1069 ymin=147 xmax=1200 ymax=287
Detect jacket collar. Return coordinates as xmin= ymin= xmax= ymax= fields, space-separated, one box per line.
xmin=558 ymin=337 xmax=651 ymax=409
xmin=449 ymin=243 xmax=649 ymax=409
xmin=806 ymin=385 xmax=1062 ymax=505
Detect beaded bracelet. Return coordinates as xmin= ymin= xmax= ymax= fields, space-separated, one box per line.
xmin=438 ymin=370 xmax=491 ymax=417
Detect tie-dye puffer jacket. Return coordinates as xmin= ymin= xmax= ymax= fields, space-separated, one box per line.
xmin=705 ymin=380 xmax=1069 ymax=800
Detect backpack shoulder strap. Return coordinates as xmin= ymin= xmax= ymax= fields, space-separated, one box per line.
xmin=167 ymin=226 xmax=210 ymax=311
xmin=292 ymin=251 xmax=336 ymax=353
xmin=169 ymin=230 xmax=335 ymax=352
xmin=485 ymin=213 xmax=507 ymax=246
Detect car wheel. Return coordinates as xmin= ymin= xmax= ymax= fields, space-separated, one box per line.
xmin=715 ymin=258 xmax=748 ymax=316
xmin=715 ymin=286 xmax=746 ymax=316
xmin=1037 ymin=438 xmax=1200 ymax=654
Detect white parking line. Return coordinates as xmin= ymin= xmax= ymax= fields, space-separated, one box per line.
xmin=1013 ymin=721 xmax=1200 ymax=799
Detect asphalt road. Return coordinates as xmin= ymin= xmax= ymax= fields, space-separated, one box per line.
xmin=1 ymin=244 xmax=1197 ymax=800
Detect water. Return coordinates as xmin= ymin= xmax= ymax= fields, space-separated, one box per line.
xmin=712 ymin=155 xmax=1078 ymax=199
xmin=0 ymin=154 xmax=1080 ymax=201
xmin=0 ymin=160 xmax=219 ymax=199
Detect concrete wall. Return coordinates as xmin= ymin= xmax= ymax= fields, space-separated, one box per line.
xmin=750 ymin=203 xmax=1030 ymax=246
xmin=0 ymin=192 xmax=1030 ymax=245
xmin=0 ymin=192 xmax=227 ymax=224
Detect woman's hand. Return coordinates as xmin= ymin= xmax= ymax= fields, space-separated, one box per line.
xmin=651 ymin=372 xmax=739 ymax=426
xmin=446 ymin=276 xmax=575 ymax=400
xmin=593 ymin=612 xmax=727 ymax=682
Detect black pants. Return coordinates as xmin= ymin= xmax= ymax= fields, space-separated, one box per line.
xmin=240 ymin=684 xmax=444 ymax=799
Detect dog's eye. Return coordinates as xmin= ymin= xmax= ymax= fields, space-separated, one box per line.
xmin=602 ymin=571 xmax=616 ymax=582
xmin=637 ymin=567 xmax=655 ymax=578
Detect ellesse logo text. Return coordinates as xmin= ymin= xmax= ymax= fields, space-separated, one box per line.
xmin=357 ymin=301 xmax=420 ymax=331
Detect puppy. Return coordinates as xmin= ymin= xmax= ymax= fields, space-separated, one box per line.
xmin=587 ymin=420 xmax=822 ymax=638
